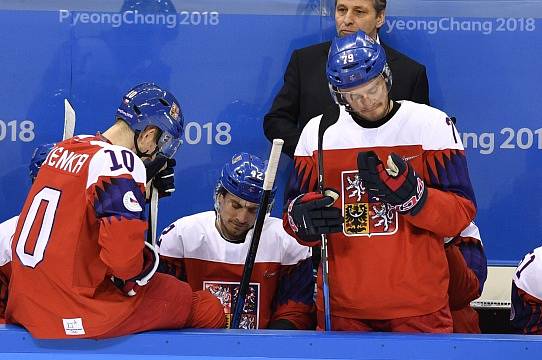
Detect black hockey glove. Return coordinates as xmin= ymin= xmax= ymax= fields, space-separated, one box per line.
xmin=287 ymin=189 xmax=343 ymax=241
xmin=357 ymin=151 xmax=427 ymax=216
xmin=111 ymin=242 xmax=159 ymax=297
xmin=153 ymin=158 xmax=176 ymax=198
xmin=144 ymin=153 xmax=168 ymax=182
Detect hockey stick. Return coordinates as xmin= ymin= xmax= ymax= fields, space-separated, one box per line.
xmin=317 ymin=104 xmax=340 ymax=331
xmin=231 ymin=139 xmax=284 ymax=329
xmin=63 ymin=99 xmax=76 ymax=140
xmin=147 ymin=185 xmax=159 ymax=246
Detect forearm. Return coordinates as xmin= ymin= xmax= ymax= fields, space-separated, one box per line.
xmin=98 ymin=217 xmax=147 ymax=280
xmin=405 ymin=188 xmax=475 ymax=237
xmin=446 ymin=244 xmax=481 ymax=310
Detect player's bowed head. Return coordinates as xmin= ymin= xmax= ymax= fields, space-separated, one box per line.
xmin=213 ymin=152 xmax=277 ymax=242
xmin=326 ymin=30 xmax=392 ymax=122
xmin=109 ymin=82 xmax=184 ymax=181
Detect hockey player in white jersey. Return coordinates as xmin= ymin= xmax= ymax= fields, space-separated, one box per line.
xmin=511 ymin=246 xmax=542 ymax=334
xmin=158 ymin=152 xmax=315 ymax=329
xmin=0 ymin=143 xmax=55 ymax=322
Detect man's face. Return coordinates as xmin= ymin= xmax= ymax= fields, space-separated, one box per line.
xmin=217 ymin=192 xmax=259 ymax=241
xmin=341 ymin=75 xmax=389 ymax=120
xmin=335 ymin=0 xmax=385 ymax=39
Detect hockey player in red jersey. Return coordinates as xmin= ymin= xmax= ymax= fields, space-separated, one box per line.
xmin=445 ymin=222 xmax=487 ymax=333
xmin=511 ymin=246 xmax=542 ymax=334
xmin=0 ymin=143 xmax=55 ymax=323
xmin=284 ymin=31 xmax=477 ymax=332
xmin=6 ymin=83 xmax=225 ymax=338
xmin=158 ymin=152 xmax=315 ymax=329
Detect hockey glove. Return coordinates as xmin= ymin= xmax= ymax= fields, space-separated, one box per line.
xmin=144 ymin=153 xmax=168 ymax=183
xmin=112 ymin=242 xmax=159 ymax=296
xmin=287 ymin=189 xmax=343 ymax=241
xmin=357 ymin=151 xmax=427 ymax=216
xmin=153 ymin=158 xmax=176 ymax=198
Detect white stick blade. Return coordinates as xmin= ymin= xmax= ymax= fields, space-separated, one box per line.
xmin=63 ymin=99 xmax=76 ymax=140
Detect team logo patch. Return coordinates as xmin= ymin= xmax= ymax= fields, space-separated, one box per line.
xmin=122 ymin=191 xmax=143 ymax=212
xmin=204 ymin=281 xmax=260 ymax=329
xmin=169 ymin=102 xmax=180 ymax=120
xmin=342 ymin=170 xmax=398 ymax=237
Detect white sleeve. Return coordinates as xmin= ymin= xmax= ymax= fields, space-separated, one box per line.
xmin=275 ymin=220 xmax=312 ymax=265
xmin=513 ymin=246 xmax=542 ymax=300
xmin=294 ymin=114 xmax=322 ymax=157
xmin=422 ymin=108 xmax=464 ymax=151
xmin=0 ymin=216 xmax=18 ymax=266
xmin=157 ymin=219 xmax=184 ymax=258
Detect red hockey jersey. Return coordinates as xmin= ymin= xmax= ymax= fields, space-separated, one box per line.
xmin=7 ymin=136 xmax=148 ymax=338
xmin=285 ymin=101 xmax=477 ymax=320
xmin=158 ymin=211 xmax=314 ymax=329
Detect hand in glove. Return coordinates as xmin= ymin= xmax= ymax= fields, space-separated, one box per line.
xmin=153 ymin=158 xmax=176 ymax=198
xmin=357 ymin=151 xmax=427 ymax=215
xmin=287 ymin=189 xmax=343 ymax=241
xmin=111 ymin=242 xmax=159 ymax=296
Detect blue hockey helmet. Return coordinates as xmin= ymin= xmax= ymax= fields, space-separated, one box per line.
xmin=116 ymin=82 xmax=184 ymax=158
xmin=29 ymin=143 xmax=55 ymax=181
xmin=214 ymin=152 xmax=276 ymax=207
xmin=326 ymin=30 xmax=392 ymax=105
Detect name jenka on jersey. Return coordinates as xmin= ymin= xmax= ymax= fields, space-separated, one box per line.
xmin=44 ymin=145 xmax=89 ymax=174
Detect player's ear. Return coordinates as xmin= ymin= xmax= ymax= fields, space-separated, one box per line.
xmin=142 ymin=126 xmax=160 ymax=143
xmin=376 ymin=10 xmax=385 ymax=29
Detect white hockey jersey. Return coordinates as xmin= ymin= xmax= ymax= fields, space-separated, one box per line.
xmin=0 ymin=216 xmax=17 ymax=267
xmin=158 ymin=211 xmax=314 ymax=329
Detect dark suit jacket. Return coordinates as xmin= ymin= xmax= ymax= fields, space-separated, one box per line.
xmin=264 ymin=41 xmax=429 ymax=158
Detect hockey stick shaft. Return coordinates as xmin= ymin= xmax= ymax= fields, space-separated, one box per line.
xmin=231 ymin=139 xmax=284 ymax=329
xmin=147 ymin=185 xmax=159 ymax=246
xmin=318 ymin=147 xmax=332 ymax=331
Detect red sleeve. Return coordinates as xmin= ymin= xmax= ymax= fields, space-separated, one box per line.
xmin=283 ymin=155 xmax=321 ymax=247
xmin=407 ymin=149 xmax=476 ymax=236
xmin=91 ymin=174 xmax=148 ymax=280
xmin=0 ymin=263 xmax=10 ymax=320
xmin=446 ymin=243 xmax=480 ymax=310
xmin=270 ymin=258 xmax=316 ymax=329
xmin=511 ymin=284 xmax=542 ymax=335
xmin=98 ymin=217 xmax=147 ymax=280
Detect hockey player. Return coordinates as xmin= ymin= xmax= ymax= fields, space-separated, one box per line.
xmin=284 ymin=31 xmax=477 ymax=332
xmin=6 ymin=83 xmax=225 ymax=339
xmin=445 ymin=222 xmax=487 ymax=333
xmin=158 ymin=152 xmax=315 ymax=329
xmin=0 ymin=143 xmax=55 ymax=323
xmin=511 ymin=246 xmax=542 ymax=334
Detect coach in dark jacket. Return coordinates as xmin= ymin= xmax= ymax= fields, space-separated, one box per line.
xmin=264 ymin=0 xmax=429 ymax=158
